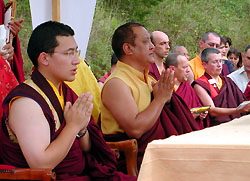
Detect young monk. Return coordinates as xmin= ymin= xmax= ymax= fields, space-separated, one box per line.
xmin=0 ymin=21 xmax=135 ymax=180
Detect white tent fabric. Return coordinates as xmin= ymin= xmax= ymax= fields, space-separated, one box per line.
xmin=29 ymin=0 xmax=96 ymax=59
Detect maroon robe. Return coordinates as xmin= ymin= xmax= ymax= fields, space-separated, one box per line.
xmin=104 ymin=63 xmax=202 ymax=172
xmin=0 ymin=69 xmax=135 ymax=180
xmin=98 ymin=71 xmax=111 ymax=83
xmin=176 ymin=81 xmax=209 ymax=128
xmin=221 ymin=62 xmax=230 ymax=77
xmin=193 ymin=73 xmax=248 ymax=126
xmin=0 ymin=0 xmax=24 ymax=83
xmin=244 ymin=82 xmax=250 ymax=101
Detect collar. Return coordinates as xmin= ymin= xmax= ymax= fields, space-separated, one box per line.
xmin=117 ymin=61 xmax=150 ymax=84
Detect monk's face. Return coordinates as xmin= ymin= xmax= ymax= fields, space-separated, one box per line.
xmin=200 ymin=33 xmax=220 ymax=51
xmin=204 ymin=53 xmax=222 ymax=77
xmin=175 ymin=55 xmax=190 ymax=82
xmin=130 ymin=26 xmax=155 ymax=67
xmin=243 ymin=49 xmax=250 ymax=73
xmin=152 ymin=31 xmax=170 ymax=60
xmin=47 ymin=36 xmax=80 ymax=84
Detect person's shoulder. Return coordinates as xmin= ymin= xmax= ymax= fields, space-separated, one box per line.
xmin=10 ymin=96 xmax=42 ymax=118
xmin=228 ymin=66 xmax=244 ymax=78
xmin=103 ymin=77 xmax=128 ymax=91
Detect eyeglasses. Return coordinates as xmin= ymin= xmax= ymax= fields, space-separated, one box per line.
xmin=52 ymin=49 xmax=81 ymax=58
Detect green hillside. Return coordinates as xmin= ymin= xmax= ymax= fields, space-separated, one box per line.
xmin=8 ymin=0 xmax=250 ymax=79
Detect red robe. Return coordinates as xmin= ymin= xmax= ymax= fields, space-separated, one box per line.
xmin=193 ymin=73 xmax=247 ymax=126
xmin=104 ymin=63 xmax=202 ymax=172
xmin=243 ymin=82 xmax=250 ymax=100
xmin=176 ymin=81 xmax=209 ymax=128
xmin=0 ymin=0 xmax=24 ymax=83
xmin=0 ymin=68 xmax=135 ymax=180
xmin=98 ymin=71 xmax=111 ymax=83
xmin=0 ymin=56 xmax=18 ymax=120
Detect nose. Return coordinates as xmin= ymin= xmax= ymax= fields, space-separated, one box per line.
xmin=73 ymin=56 xmax=80 ymax=65
xmin=166 ymin=43 xmax=170 ymax=49
xmin=150 ymin=41 xmax=155 ymax=50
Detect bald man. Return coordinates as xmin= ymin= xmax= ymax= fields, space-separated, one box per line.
xmin=172 ymin=46 xmax=193 ymax=83
xmin=149 ymin=31 xmax=170 ymax=79
xmin=171 ymin=46 xmax=190 ymax=61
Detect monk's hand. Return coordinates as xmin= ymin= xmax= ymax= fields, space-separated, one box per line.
xmin=199 ymin=111 xmax=208 ymax=120
xmin=8 ymin=19 xmax=24 ymax=36
xmin=191 ymin=111 xmax=200 ymax=119
xmin=64 ymin=91 xmax=93 ymax=131
xmin=0 ymin=43 xmax=14 ymax=62
xmin=239 ymin=102 xmax=250 ymax=113
xmin=152 ymin=68 xmax=175 ymax=104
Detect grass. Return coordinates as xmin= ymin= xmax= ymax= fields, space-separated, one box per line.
xmin=5 ymin=0 xmax=250 ymax=79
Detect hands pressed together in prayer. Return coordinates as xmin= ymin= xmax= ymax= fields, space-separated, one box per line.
xmin=64 ymin=91 xmax=93 ymax=135
xmin=152 ymin=68 xmax=175 ymax=104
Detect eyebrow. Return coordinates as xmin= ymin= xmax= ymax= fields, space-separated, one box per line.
xmin=66 ymin=47 xmax=78 ymax=51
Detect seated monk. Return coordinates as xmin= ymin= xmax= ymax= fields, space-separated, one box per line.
xmin=0 ymin=21 xmax=136 ymax=180
xmin=101 ymin=22 xmax=202 ymax=172
xmin=192 ymin=48 xmax=250 ymax=126
xmin=165 ymin=53 xmax=209 ymax=128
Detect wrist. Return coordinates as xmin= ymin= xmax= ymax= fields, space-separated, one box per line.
xmin=76 ymin=127 xmax=88 ymax=139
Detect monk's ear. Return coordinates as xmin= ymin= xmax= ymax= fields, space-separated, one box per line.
xmin=123 ymin=43 xmax=133 ymax=55
xmin=38 ymin=52 xmax=49 ymax=66
xmin=199 ymin=41 xmax=204 ymax=49
xmin=202 ymin=61 xmax=207 ymax=69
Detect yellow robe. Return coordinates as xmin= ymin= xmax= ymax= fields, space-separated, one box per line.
xmin=66 ymin=57 xmax=101 ymax=123
xmin=189 ymin=54 xmax=205 ymax=80
xmin=101 ymin=61 xmax=153 ymax=134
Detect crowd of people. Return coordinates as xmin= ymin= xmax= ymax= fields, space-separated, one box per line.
xmin=0 ymin=1 xmax=249 ymax=180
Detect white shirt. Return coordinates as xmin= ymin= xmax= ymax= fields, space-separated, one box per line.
xmin=227 ymin=66 xmax=250 ymax=93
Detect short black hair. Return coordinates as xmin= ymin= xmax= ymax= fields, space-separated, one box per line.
xmin=27 ymin=21 xmax=74 ymax=68
xmin=201 ymin=48 xmax=220 ymax=63
xmin=201 ymin=31 xmax=220 ymax=42
xmin=165 ymin=53 xmax=184 ymax=68
xmin=112 ymin=22 xmax=144 ymax=59
xmin=111 ymin=53 xmax=118 ymax=66
xmin=245 ymin=45 xmax=250 ymax=53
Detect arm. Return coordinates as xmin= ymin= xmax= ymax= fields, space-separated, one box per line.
xmin=193 ymin=84 xmax=249 ymax=117
xmin=101 ymin=69 xmax=174 ymax=139
xmin=9 ymin=92 xmax=93 ymax=169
